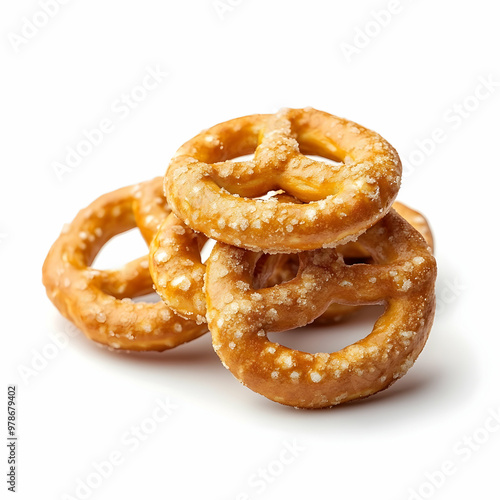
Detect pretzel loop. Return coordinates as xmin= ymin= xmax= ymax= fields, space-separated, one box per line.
xmin=165 ymin=108 xmax=402 ymax=252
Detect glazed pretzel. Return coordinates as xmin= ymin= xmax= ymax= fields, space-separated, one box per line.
xmin=42 ymin=178 xmax=207 ymax=351
xmin=204 ymin=210 xmax=437 ymax=408
xmin=165 ymin=107 xmax=401 ymax=252
xmin=149 ymin=200 xmax=433 ymax=324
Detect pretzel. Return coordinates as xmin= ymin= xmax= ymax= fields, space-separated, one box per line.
xmin=204 ymin=209 xmax=437 ymax=408
xmin=42 ymin=178 xmax=207 ymax=351
xmin=165 ymin=107 xmax=401 ymax=252
xmin=149 ymin=200 xmax=433 ymax=325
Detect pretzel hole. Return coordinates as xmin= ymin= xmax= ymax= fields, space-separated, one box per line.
xmin=267 ymin=305 xmax=385 ymax=353
xmin=342 ymin=256 xmax=373 ymax=265
xmin=252 ymin=254 xmax=300 ymax=288
xmin=200 ymin=239 xmax=216 ymax=263
xmin=230 ymin=153 xmax=255 ymax=162
xmin=256 ymin=190 xmax=284 ymax=200
xmin=92 ymin=227 xmax=147 ymax=270
xmin=337 ymin=243 xmax=375 ymax=266
xmin=130 ymin=292 xmax=161 ymax=304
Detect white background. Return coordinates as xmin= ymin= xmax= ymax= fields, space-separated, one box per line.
xmin=1 ymin=1 xmax=499 ymax=499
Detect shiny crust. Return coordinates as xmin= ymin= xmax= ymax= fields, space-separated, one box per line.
xmin=165 ymin=107 xmax=402 ymax=252
xmin=42 ymin=178 xmax=207 ymax=351
xmin=205 ymin=210 xmax=437 ymax=408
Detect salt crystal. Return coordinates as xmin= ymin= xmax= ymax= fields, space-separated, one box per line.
xmin=96 ymin=312 xmax=106 ymax=323
xmin=155 ymin=251 xmax=168 ymax=263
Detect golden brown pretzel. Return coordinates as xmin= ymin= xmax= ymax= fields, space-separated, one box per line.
xmin=165 ymin=107 xmax=402 ymax=252
xmin=42 ymin=178 xmax=207 ymax=351
xmin=204 ymin=210 xmax=437 ymax=408
xmin=149 ymin=200 xmax=433 ymax=324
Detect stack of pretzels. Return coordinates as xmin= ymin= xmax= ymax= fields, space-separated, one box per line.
xmin=43 ymin=108 xmax=437 ymax=408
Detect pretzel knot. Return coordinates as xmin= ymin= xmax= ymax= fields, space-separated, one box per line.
xmin=42 ymin=178 xmax=207 ymax=351
xmin=165 ymin=107 xmax=402 ymax=252
xmin=204 ymin=210 xmax=437 ymax=408
xmin=149 ymin=201 xmax=433 ymax=324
